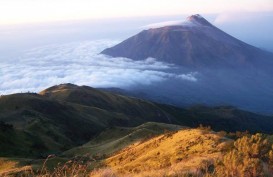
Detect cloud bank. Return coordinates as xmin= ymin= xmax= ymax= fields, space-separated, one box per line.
xmin=0 ymin=40 xmax=197 ymax=95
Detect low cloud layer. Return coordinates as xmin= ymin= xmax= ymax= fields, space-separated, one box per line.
xmin=0 ymin=40 xmax=197 ymax=95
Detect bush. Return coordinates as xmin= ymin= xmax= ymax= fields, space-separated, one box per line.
xmin=0 ymin=121 xmax=13 ymax=132
xmin=214 ymin=134 xmax=272 ymax=177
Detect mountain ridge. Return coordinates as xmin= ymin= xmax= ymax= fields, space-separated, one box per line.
xmin=1 ymin=83 xmax=273 ymax=158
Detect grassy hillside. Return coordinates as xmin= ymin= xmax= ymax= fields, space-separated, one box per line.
xmin=0 ymin=122 xmax=184 ymax=176
xmin=0 ymin=84 xmax=178 ymax=157
xmin=0 ymin=93 xmax=106 ymax=157
xmin=98 ymin=128 xmax=273 ymax=177
xmin=1 ymin=83 xmax=273 ymax=158
xmin=1 ymin=126 xmax=273 ymax=176
xmin=104 ymin=128 xmax=230 ymax=176
xmin=63 ymin=122 xmax=184 ymax=158
xmin=41 ymin=84 xmax=273 ymax=134
xmin=40 ymin=84 xmax=173 ymax=124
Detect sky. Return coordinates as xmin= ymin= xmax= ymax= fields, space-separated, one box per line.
xmin=0 ymin=0 xmax=273 ymax=25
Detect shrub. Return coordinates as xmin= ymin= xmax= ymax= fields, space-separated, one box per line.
xmin=0 ymin=121 xmax=13 ymax=132
xmin=214 ymin=134 xmax=272 ymax=177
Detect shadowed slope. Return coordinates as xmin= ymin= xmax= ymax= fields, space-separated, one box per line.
xmin=0 ymin=84 xmax=176 ymax=157
xmin=159 ymin=105 xmax=273 ymax=133
xmin=40 ymin=83 xmax=173 ymax=124
xmin=0 ymin=93 xmax=104 ymax=157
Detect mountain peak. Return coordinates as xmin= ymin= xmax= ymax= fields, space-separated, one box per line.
xmin=187 ymin=14 xmax=203 ymax=19
xmin=186 ymin=14 xmax=212 ymax=27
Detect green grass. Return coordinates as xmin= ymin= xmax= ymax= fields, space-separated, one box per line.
xmin=63 ymin=122 xmax=184 ymax=158
xmin=0 ymin=84 xmax=179 ymax=158
xmin=0 ymin=122 xmax=183 ymax=176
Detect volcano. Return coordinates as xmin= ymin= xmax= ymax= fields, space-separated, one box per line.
xmin=101 ymin=14 xmax=273 ymax=69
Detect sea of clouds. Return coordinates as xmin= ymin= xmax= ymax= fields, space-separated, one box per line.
xmin=0 ymin=40 xmax=197 ymax=95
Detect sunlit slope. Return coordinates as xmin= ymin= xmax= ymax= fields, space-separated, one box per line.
xmin=105 ymin=128 xmax=231 ymax=175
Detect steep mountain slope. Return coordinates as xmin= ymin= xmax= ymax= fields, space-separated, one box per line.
xmin=101 ymin=14 xmax=273 ymax=69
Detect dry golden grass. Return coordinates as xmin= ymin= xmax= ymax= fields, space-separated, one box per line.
xmin=0 ymin=158 xmax=33 ymax=177
xmin=0 ymin=156 xmax=93 ymax=177
xmin=0 ymin=158 xmax=18 ymax=172
xmin=90 ymin=168 xmax=117 ymax=177
xmin=104 ymin=128 xmax=231 ymax=176
xmin=2 ymin=128 xmax=273 ymax=177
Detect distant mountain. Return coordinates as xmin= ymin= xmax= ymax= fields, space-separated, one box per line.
xmin=100 ymin=14 xmax=273 ymax=114
xmin=101 ymin=14 xmax=273 ymax=69
xmin=1 ymin=84 xmax=273 ymax=157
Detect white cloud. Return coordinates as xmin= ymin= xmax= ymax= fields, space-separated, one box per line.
xmin=177 ymin=72 xmax=198 ymax=82
xmin=141 ymin=18 xmax=201 ymax=29
xmin=142 ymin=20 xmax=184 ymax=29
xmin=0 ymin=40 xmax=198 ymax=95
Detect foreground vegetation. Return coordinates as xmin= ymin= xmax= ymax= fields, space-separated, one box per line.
xmin=1 ymin=126 xmax=273 ymax=177
xmin=103 ymin=127 xmax=273 ymax=176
